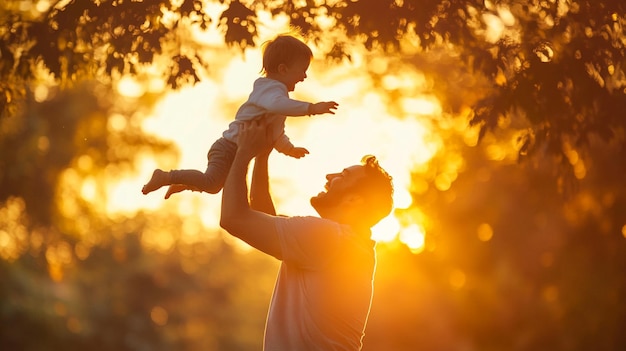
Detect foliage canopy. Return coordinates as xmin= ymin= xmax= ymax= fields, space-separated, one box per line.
xmin=2 ymin=0 xmax=625 ymax=167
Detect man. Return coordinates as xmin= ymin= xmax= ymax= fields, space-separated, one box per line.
xmin=220 ymin=119 xmax=394 ymax=351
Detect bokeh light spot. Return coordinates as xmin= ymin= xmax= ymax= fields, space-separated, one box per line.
xmin=108 ymin=113 xmax=128 ymax=132
xmin=482 ymin=13 xmax=505 ymax=43
xmin=81 ymin=178 xmax=97 ymax=201
xmin=151 ymin=306 xmax=169 ymax=326
xmin=485 ymin=144 xmax=506 ymax=161
xmin=117 ymin=76 xmax=144 ymax=98
xmin=435 ymin=173 xmax=453 ymax=191
xmin=477 ymin=223 xmax=493 ymax=242
xmin=542 ymin=285 xmax=559 ymax=302
xmin=37 ymin=136 xmax=50 ymax=152
xmin=399 ymin=224 xmax=426 ymax=253
xmin=34 ymin=84 xmax=50 ymax=102
xmin=67 ymin=317 xmax=82 ymax=334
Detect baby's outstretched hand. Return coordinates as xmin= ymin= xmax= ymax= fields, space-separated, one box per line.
xmin=309 ymin=101 xmax=338 ymax=115
xmin=286 ymin=147 xmax=310 ymax=159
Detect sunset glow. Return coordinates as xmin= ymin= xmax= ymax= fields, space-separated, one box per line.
xmin=103 ymin=18 xmax=448 ymax=253
xmin=4 ymin=2 xmax=626 ymax=350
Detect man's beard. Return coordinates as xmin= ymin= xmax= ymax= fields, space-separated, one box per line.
xmin=310 ymin=190 xmax=341 ymax=217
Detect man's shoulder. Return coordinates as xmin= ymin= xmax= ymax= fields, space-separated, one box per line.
xmin=275 ymin=215 xmax=339 ymax=233
xmin=276 ymin=215 xmax=331 ymax=226
xmin=276 ymin=216 xmax=363 ymax=242
xmin=275 ymin=216 xmax=373 ymax=268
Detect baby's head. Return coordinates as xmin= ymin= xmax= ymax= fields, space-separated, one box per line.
xmin=261 ymin=34 xmax=313 ymax=76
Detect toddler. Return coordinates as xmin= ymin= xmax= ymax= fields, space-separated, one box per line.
xmin=142 ymin=34 xmax=338 ymax=198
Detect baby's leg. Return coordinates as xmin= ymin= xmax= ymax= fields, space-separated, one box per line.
xmin=199 ymin=138 xmax=238 ymax=194
xmin=157 ymin=138 xmax=237 ymax=197
xmin=164 ymin=184 xmax=202 ymax=199
xmin=142 ymin=169 xmax=171 ymax=194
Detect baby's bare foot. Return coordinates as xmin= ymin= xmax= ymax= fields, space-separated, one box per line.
xmin=142 ymin=169 xmax=170 ymax=195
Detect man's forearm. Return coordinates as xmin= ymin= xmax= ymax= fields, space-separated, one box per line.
xmin=218 ymin=120 xmax=282 ymax=258
xmin=220 ymin=151 xmax=253 ymax=229
xmin=250 ymin=153 xmax=276 ymax=215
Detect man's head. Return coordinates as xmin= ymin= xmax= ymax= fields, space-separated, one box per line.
xmin=311 ymin=155 xmax=394 ymax=229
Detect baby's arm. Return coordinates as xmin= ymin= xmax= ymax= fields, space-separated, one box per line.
xmin=273 ymin=134 xmax=309 ymax=159
xmin=253 ymin=82 xmax=338 ymax=117
xmin=308 ymin=101 xmax=339 ymax=115
xmin=283 ymin=146 xmax=309 ymax=159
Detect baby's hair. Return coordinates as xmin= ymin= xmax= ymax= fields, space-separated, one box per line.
xmin=261 ymin=32 xmax=313 ymax=75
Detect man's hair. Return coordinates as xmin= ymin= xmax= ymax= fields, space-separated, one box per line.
xmin=261 ymin=34 xmax=313 ymax=75
xmin=352 ymin=155 xmax=394 ymax=227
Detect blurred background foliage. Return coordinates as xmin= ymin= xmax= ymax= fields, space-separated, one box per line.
xmin=1 ymin=1 xmax=626 ymax=350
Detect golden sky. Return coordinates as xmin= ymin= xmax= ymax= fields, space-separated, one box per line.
xmin=100 ymin=6 xmax=503 ymax=253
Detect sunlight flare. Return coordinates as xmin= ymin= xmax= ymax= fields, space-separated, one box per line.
xmin=372 ymin=215 xmax=401 ymax=242
xmin=399 ymin=224 xmax=426 ymax=254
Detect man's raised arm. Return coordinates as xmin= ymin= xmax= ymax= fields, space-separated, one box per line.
xmin=220 ymin=120 xmax=282 ymax=259
xmin=250 ymin=148 xmax=276 ymax=216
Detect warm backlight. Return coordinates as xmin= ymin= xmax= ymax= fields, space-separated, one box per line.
xmin=106 ymin=29 xmax=444 ymax=253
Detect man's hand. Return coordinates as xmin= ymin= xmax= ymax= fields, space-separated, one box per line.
xmin=309 ymin=101 xmax=339 ymax=115
xmin=237 ymin=119 xmax=274 ymax=159
xmin=284 ymin=146 xmax=309 ymax=159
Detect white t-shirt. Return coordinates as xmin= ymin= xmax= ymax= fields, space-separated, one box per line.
xmin=222 ymin=77 xmax=311 ymax=154
xmin=265 ymin=216 xmax=376 ymax=351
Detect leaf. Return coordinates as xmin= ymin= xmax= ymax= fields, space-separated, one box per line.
xmin=219 ymin=0 xmax=258 ymax=49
